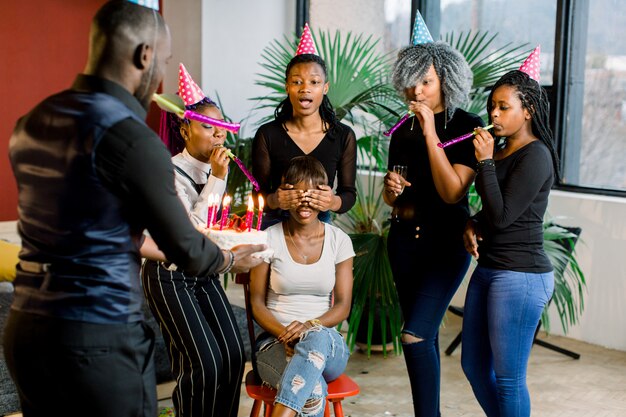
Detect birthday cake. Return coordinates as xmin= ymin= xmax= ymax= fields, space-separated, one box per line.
xmin=200 ymin=215 xmax=273 ymax=259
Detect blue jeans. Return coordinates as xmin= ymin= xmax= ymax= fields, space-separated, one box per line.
xmin=388 ymin=221 xmax=471 ymax=417
xmin=461 ymin=266 xmax=554 ymax=417
xmin=255 ymin=326 xmax=349 ymax=416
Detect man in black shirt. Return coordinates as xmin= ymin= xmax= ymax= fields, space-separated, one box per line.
xmin=4 ymin=2 xmax=264 ymax=416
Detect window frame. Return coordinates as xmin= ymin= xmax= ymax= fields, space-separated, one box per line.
xmin=413 ymin=0 xmax=626 ymax=197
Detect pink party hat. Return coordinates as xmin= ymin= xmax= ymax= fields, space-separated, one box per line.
xmin=178 ymin=63 xmax=206 ymax=106
xmin=411 ymin=10 xmax=434 ymax=45
xmin=295 ymin=23 xmax=319 ymax=56
xmin=519 ymin=45 xmax=541 ymax=81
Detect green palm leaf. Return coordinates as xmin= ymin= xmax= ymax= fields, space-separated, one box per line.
xmin=541 ymin=222 xmax=586 ymax=333
xmin=445 ymin=30 xmax=532 ymax=121
xmin=335 ymin=174 xmax=401 ymax=356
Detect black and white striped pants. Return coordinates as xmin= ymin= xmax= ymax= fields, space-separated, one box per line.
xmin=141 ymin=260 xmax=245 ymax=417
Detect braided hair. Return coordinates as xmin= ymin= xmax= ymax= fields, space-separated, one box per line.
xmin=161 ymin=97 xmax=218 ymax=155
xmin=391 ymin=41 xmax=473 ymax=122
xmin=488 ymin=70 xmax=561 ymax=182
xmin=274 ymin=54 xmax=339 ymax=132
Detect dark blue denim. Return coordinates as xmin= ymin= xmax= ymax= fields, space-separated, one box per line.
xmin=461 ymin=266 xmax=554 ymax=417
xmin=387 ymin=221 xmax=471 ymax=417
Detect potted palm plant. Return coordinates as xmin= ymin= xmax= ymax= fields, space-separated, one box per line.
xmin=333 ymin=160 xmax=402 ymax=357
xmin=541 ymin=221 xmax=586 ymax=333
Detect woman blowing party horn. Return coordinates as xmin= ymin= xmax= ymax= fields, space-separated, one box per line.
xmin=143 ymin=63 xmax=261 ymax=417
xmin=383 ymin=11 xmax=484 ymax=417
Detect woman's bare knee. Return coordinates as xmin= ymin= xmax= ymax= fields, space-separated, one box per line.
xmin=402 ymin=333 xmax=424 ymax=344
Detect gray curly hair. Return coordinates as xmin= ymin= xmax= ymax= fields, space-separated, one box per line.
xmin=392 ymin=41 xmax=473 ymax=121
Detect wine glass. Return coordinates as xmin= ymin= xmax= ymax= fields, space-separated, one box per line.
xmin=392 ymin=165 xmax=408 ymax=196
xmin=390 ymin=165 xmax=408 ymax=221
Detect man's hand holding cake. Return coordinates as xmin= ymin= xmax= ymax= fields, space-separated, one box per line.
xmin=217 ymin=243 xmax=268 ymax=275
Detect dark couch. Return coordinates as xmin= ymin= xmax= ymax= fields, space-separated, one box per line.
xmin=0 ymin=289 xmax=255 ymax=416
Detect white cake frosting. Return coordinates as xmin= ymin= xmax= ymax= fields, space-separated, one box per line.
xmin=205 ymin=228 xmax=267 ymax=249
xmin=199 ymin=227 xmax=273 ymax=260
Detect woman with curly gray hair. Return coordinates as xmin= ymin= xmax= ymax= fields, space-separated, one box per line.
xmin=383 ymin=40 xmax=484 ymax=417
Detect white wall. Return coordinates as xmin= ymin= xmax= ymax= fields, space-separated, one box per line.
xmin=163 ymin=0 xmax=203 ymax=94
xmin=309 ymin=0 xmax=386 ymax=46
xmin=544 ymin=190 xmax=626 ymax=351
xmin=201 ymin=0 xmax=295 ymax=138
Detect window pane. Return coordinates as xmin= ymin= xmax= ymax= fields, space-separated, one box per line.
xmin=579 ymin=0 xmax=626 ymax=191
xmin=440 ymin=0 xmax=557 ymax=84
xmin=384 ymin=0 xmax=412 ymax=54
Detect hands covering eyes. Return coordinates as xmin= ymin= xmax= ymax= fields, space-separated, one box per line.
xmin=275 ymin=184 xmax=335 ymax=212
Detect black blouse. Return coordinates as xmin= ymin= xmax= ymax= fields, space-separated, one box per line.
xmin=252 ymin=119 xmax=357 ymax=214
xmin=388 ymin=108 xmax=483 ymax=237
xmin=475 ymin=140 xmax=554 ymax=272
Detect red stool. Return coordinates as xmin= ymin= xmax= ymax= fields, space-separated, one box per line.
xmin=244 ymin=371 xmax=360 ymax=417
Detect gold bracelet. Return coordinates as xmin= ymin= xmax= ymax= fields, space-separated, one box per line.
xmin=307 ymin=319 xmax=323 ymax=327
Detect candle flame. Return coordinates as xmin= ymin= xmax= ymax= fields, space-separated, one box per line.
xmin=247 ymin=195 xmax=254 ymax=210
xmin=258 ymin=195 xmax=264 ymax=210
xmin=222 ymin=195 xmax=231 ymax=207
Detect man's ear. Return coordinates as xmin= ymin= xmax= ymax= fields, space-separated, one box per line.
xmin=133 ymin=43 xmax=152 ymax=70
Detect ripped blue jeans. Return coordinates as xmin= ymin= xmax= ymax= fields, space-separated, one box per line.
xmin=255 ymin=326 xmax=349 ymax=416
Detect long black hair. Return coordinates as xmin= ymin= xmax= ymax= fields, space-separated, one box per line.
xmin=488 ymin=70 xmax=561 ymax=182
xmin=274 ymin=53 xmax=338 ymax=132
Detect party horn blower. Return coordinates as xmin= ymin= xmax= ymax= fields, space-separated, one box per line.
xmin=383 ymin=111 xmax=414 ymax=137
xmin=437 ymin=124 xmax=494 ymax=148
xmin=152 ymin=93 xmax=241 ymax=133
xmin=183 ymin=110 xmax=240 ymax=134
xmin=215 ymin=145 xmax=260 ymax=192
xmin=152 ymin=93 xmax=185 ymax=115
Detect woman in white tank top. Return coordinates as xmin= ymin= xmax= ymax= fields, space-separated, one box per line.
xmin=250 ymin=156 xmax=355 ymax=417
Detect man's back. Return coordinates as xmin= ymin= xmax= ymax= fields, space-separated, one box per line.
xmin=9 ymin=77 xmax=147 ymax=323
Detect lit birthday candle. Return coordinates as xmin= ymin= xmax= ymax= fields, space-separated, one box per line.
xmin=219 ymin=195 xmax=231 ymax=231
xmin=211 ymin=194 xmax=220 ymax=226
xmin=245 ymin=195 xmax=254 ymax=232
xmin=256 ymin=195 xmax=264 ymax=231
xmin=206 ymin=194 xmax=215 ymax=228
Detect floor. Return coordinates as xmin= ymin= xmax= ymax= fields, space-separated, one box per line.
xmin=7 ymin=313 xmax=626 ymax=417
xmin=155 ymin=284 xmax=626 ymax=417
xmin=3 ymin=257 xmax=626 ymax=416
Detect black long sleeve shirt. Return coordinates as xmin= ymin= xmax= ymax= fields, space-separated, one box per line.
xmin=388 ymin=109 xmax=483 ymax=241
xmin=476 ymin=140 xmax=554 ymax=272
xmin=89 ymin=76 xmax=224 ymax=276
xmin=252 ymin=119 xmax=357 ymax=214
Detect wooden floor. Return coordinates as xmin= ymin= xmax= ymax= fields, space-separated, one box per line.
xmin=236 ymin=313 xmax=626 ymax=417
